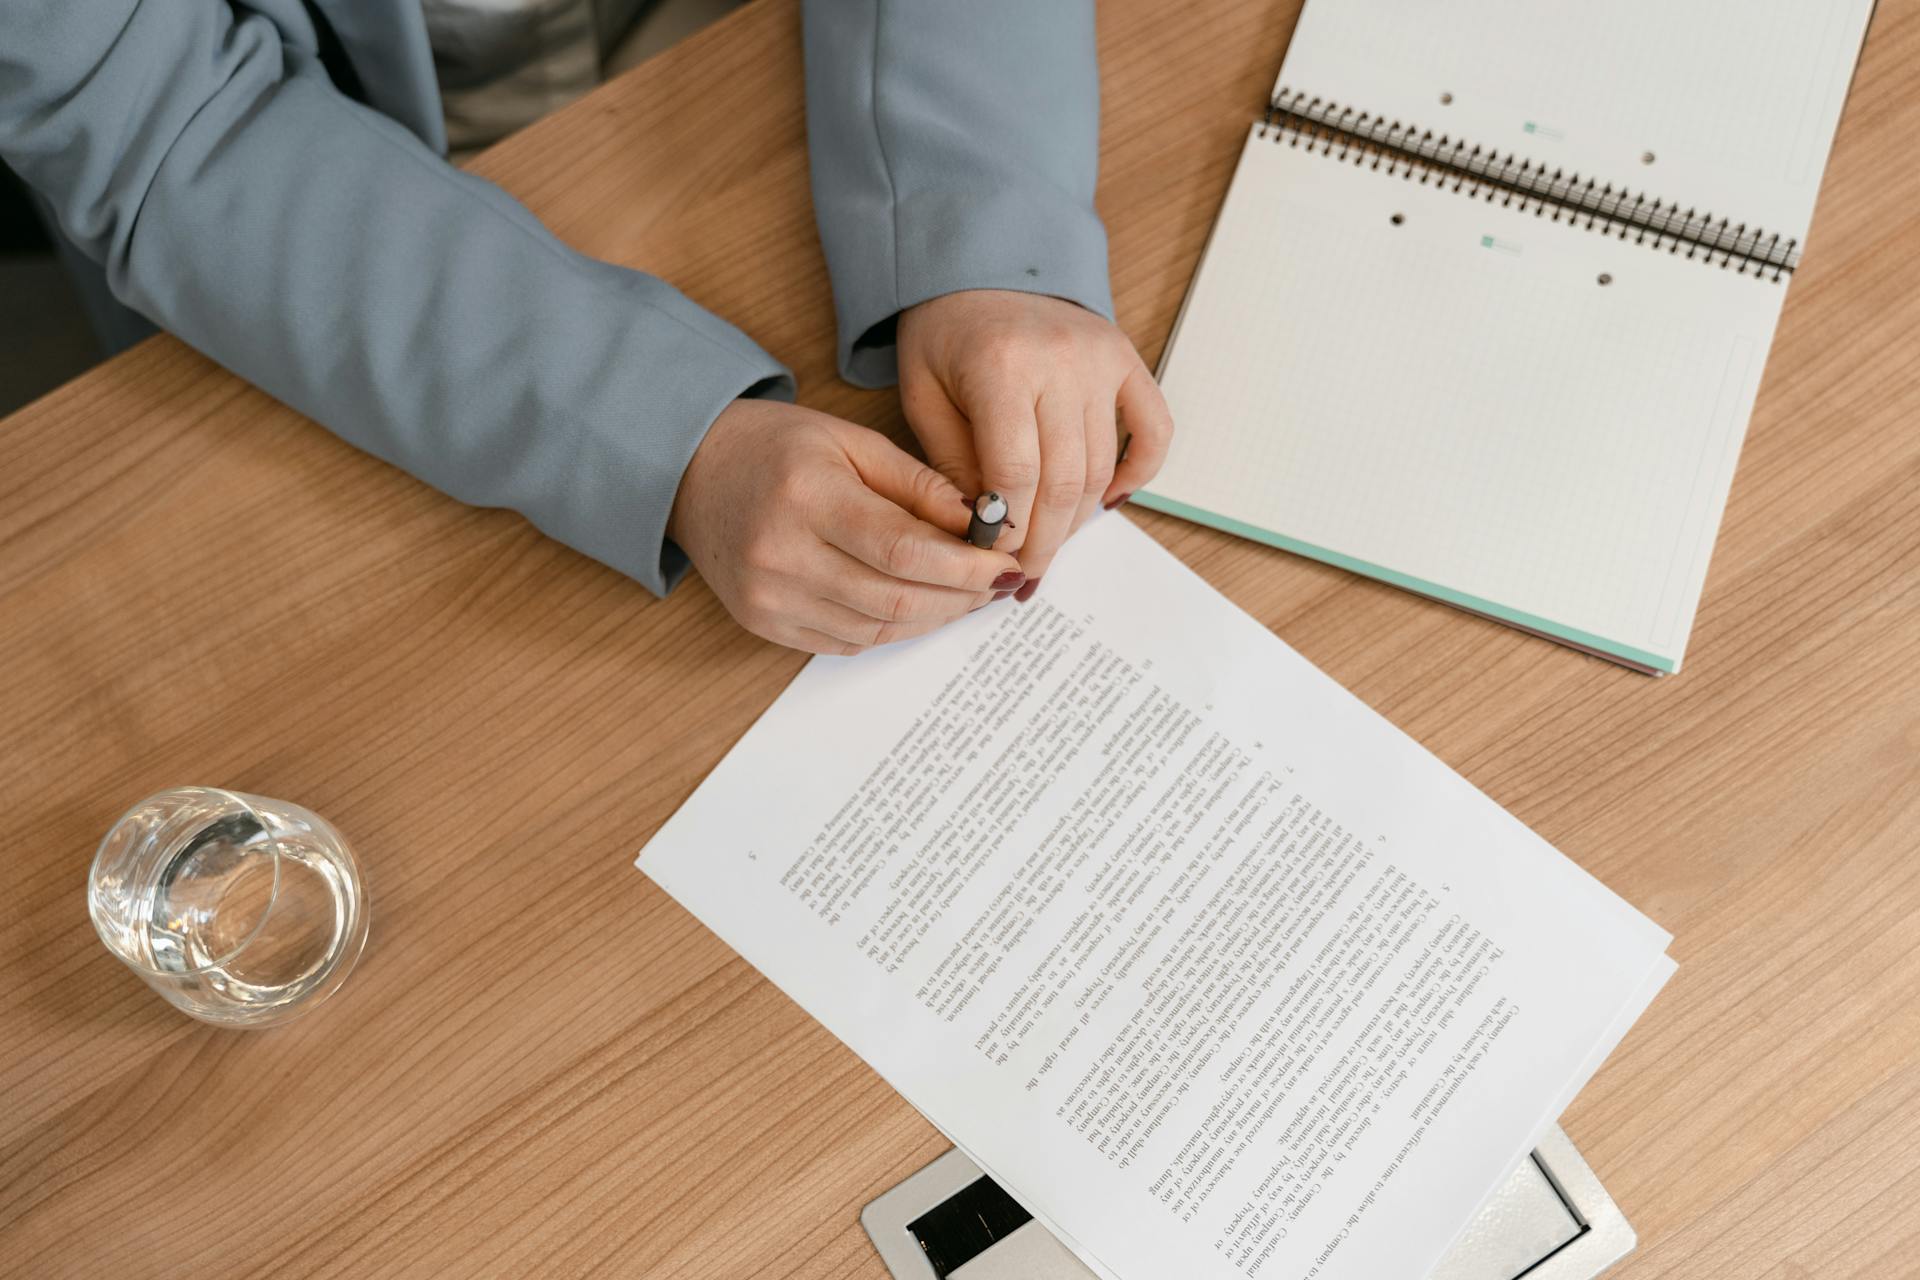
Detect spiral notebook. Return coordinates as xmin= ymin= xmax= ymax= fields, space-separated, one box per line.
xmin=1139 ymin=0 xmax=1877 ymax=674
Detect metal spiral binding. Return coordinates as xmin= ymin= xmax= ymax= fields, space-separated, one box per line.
xmin=1262 ymin=89 xmax=1800 ymax=280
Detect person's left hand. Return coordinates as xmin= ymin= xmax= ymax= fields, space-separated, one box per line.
xmin=897 ymin=289 xmax=1174 ymax=599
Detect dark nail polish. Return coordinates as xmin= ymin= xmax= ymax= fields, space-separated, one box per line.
xmin=1014 ymin=578 xmax=1041 ymax=603
xmin=1103 ymin=492 xmax=1133 ymax=511
xmin=991 ymin=589 xmax=1015 ymax=603
xmin=991 ymin=570 xmax=1026 ymax=591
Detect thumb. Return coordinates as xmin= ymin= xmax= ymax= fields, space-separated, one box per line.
xmin=836 ymin=422 xmax=977 ymax=541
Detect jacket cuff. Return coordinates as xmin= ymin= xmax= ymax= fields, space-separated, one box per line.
xmin=543 ymin=278 xmax=794 ymax=597
xmin=836 ymin=187 xmax=1114 ymax=389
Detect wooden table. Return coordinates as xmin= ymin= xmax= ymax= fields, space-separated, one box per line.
xmin=3 ymin=1 xmax=1916 ymax=1275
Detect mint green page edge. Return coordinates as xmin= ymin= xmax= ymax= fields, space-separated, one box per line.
xmin=1129 ymin=491 xmax=1679 ymax=674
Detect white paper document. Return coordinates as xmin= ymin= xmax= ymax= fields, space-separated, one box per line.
xmin=637 ymin=514 xmax=1673 ymax=1279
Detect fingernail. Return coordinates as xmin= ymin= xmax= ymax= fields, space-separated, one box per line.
xmin=991 ymin=570 xmax=1026 ymax=591
xmin=1015 ymin=577 xmax=1041 ymax=603
xmin=991 ymin=589 xmax=1015 ymax=602
xmin=1103 ymin=492 xmax=1133 ymax=511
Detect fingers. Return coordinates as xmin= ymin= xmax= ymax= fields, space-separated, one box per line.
xmin=972 ymin=390 xmax=1045 ymax=557
xmin=816 ymin=466 xmax=1022 ymax=593
xmin=762 ymin=570 xmax=975 ymax=657
xmin=837 ymin=422 xmax=1008 ymax=548
xmin=787 ymin=617 xmax=947 ymax=657
xmin=809 ymin=598 xmax=960 ymax=650
xmin=1074 ymin=394 xmax=1120 ymax=538
xmin=789 ymin=626 xmax=864 ymax=657
xmin=900 ymin=374 xmax=983 ymax=504
xmin=771 ymin=554 xmax=997 ymax=655
xmin=819 ymin=544 xmax=991 ymax=625
xmin=1011 ymin=384 xmax=1087 ymax=586
xmin=1108 ymin=360 xmax=1174 ymax=505
xmin=788 ymin=589 xmax=981 ymax=654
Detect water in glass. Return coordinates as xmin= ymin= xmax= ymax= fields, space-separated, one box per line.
xmin=88 ymin=787 xmax=369 ymax=1027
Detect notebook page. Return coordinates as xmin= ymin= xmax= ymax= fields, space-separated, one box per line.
xmin=1143 ymin=127 xmax=1784 ymax=671
xmin=1275 ymin=0 xmax=1874 ymax=245
xmin=639 ymin=513 xmax=1673 ymax=1280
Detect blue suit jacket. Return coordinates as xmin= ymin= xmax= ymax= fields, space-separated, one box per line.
xmin=0 ymin=0 xmax=1111 ymax=593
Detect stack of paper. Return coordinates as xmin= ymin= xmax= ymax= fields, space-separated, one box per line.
xmin=637 ymin=514 xmax=1673 ymax=1279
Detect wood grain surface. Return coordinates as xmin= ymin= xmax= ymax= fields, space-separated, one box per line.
xmin=2 ymin=1 xmax=1916 ymax=1275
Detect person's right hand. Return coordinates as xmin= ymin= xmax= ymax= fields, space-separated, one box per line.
xmin=667 ymin=399 xmax=1028 ymax=655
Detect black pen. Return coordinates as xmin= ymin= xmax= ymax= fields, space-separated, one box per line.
xmin=967 ymin=492 xmax=1009 ymax=549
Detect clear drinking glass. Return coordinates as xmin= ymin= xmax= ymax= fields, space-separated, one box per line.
xmin=87 ymin=787 xmax=369 ymax=1028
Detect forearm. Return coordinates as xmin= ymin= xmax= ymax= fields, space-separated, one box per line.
xmin=3 ymin=0 xmax=790 ymax=594
xmin=800 ymin=0 xmax=1113 ymax=387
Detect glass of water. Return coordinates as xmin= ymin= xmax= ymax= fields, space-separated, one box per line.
xmin=87 ymin=787 xmax=369 ymax=1028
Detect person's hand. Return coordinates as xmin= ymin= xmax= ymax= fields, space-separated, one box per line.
xmin=896 ymin=289 xmax=1174 ymax=598
xmin=668 ymin=398 xmax=1027 ymax=654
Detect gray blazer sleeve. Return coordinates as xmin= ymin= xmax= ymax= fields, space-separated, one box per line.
xmin=801 ymin=0 xmax=1113 ymax=388
xmin=0 ymin=0 xmax=792 ymax=595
